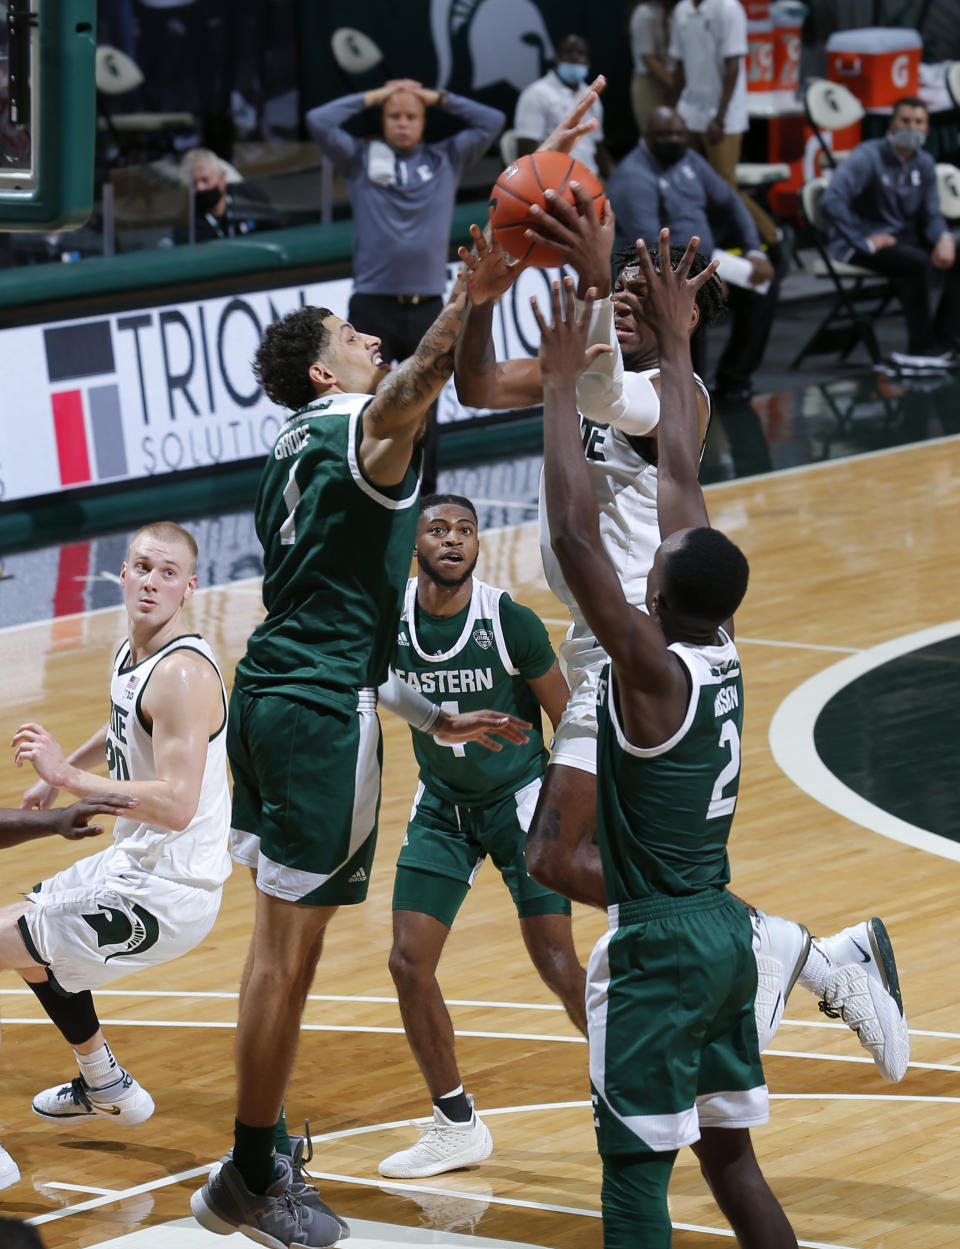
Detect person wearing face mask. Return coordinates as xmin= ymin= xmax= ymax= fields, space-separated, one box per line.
xmin=514 ymin=35 xmax=614 ymax=179
xmin=820 ymin=96 xmax=960 ymax=365
xmin=178 ymin=148 xmax=266 ymax=243
xmin=606 ymin=106 xmax=780 ymax=403
xmin=306 ymin=80 xmax=504 ymax=495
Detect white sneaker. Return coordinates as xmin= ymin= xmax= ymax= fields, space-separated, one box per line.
xmin=752 ymin=913 xmax=811 ymax=1051
xmin=0 ymin=1142 xmax=20 ymax=1191
xmin=32 ymin=1071 xmax=155 ymax=1125
xmin=816 ymin=918 xmax=909 ymax=1083
xmin=378 ymin=1096 xmax=493 ymax=1179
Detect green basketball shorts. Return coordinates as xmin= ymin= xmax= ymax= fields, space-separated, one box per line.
xmin=392 ymin=777 xmax=570 ymax=926
xmin=587 ymin=889 xmax=768 ymax=1155
xmin=228 ymin=686 xmax=382 ymax=906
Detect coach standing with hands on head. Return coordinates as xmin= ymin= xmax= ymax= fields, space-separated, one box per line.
xmin=307 ymin=80 xmax=505 ymax=493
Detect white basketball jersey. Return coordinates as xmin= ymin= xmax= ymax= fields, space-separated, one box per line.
xmin=539 ymin=367 xmax=710 ymax=684
xmin=105 ymin=634 xmax=231 ymax=889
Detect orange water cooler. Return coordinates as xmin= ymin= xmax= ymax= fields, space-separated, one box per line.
xmin=825 ymin=27 xmax=922 ymax=111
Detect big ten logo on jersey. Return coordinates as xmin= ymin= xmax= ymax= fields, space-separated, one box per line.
xmin=581 ymin=418 xmax=607 ymax=463
xmin=107 ymin=702 xmax=131 ymax=780
xmin=713 ymin=683 xmax=740 ymax=718
xmin=596 ymin=673 xmax=608 ymax=708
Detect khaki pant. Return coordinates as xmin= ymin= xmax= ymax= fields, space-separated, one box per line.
xmin=687 ymin=130 xmax=779 ymax=245
xmin=631 ymin=74 xmax=671 ymax=132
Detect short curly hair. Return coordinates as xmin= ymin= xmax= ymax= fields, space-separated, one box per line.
xmin=662 ymin=527 xmax=749 ymax=624
xmin=253 ymin=306 xmax=334 ymax=412
xmin=614 ymin=244 xmax=726 ymax=337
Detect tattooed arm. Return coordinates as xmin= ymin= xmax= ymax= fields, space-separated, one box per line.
xmin=359 ymin=278 xmax=468 ymax=486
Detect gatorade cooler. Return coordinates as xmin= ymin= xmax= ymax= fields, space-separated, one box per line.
xmin=771 ymin=1 xmax=806 ymax=108
xmin=747 ymin=19 xmax=775 ymax=112
xmin=826 ymin=28 xmax=922 ymax=111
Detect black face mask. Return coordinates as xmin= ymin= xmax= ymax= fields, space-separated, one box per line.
xmin=650 ymin=140 xmax=686 ymax=167
xmin=194 ymin=186 xmax=222 ymax=214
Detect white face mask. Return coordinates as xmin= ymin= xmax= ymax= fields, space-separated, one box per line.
xmin=889 ymin=127 xmax=925 ymax=152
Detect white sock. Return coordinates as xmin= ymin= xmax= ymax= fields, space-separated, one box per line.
xmin=797 ymin=941 xmax=833 ymax=996
xmin=75 ymin=1042 xmax=121 ymax=1091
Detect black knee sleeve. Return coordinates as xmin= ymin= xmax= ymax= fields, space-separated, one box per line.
xmin=25 ymin=978 xmax=99 ymax=1046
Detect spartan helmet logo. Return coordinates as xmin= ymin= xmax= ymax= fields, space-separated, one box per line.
xmin=82 ymin=902 xmax=160 ymax=962
xmin=430 ymin=0 xmax=554 ymax=92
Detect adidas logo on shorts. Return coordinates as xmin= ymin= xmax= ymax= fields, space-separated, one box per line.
xmin=348 ymin=867 xmax=367 ymax=884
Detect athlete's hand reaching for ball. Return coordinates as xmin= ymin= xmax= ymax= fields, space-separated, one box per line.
xmin=457 ymin=210 xmax=531 ymax=306
xmin=537 ymin=75 xmax=606 ymax=156
xmin=525 ymin=183 xmax=616 ymax=299
xmin=434 ymin=709 xmax=532 ymax=752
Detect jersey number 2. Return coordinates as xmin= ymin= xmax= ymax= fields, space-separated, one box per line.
xmin=707 ymin=719 xmax=740 ymax=819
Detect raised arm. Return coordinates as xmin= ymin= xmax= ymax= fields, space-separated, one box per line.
xmin=453 ymin=219 xmax=545 ymax=410
xmin=632 ymin=231 xmax=716 ymax=538
xmin=536 ymin=278 xmax=674 ymax=692
xmin=360 ymin=277 xmax=468 ymax=484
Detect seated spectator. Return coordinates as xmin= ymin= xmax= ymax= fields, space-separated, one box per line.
xmin=820 ymin=96 xmax=960 ymax=364
xmin=606 ymin=106 xmax=779 ymax=402
xmin=514 ymin=36 xmax=613 ymax=178
xmin=629 ymin=2 xmax=674 ymax=131
xmin=178 ymin=148 xmax=265 ymax=241
xmin=306 ymin=79 xmax=504 ymax=494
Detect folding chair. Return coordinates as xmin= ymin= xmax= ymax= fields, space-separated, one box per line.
xmin=945 ymin=61 xmax=960 ymax=111
xmin=96 ymin=46 xmax=196 ymax=164
xmin=499 ymin=129 xmax=520 ymax=167
xmin=803 ymin=79 xmax=865 ymax=171
xmin=791 ymin=177 xmax=895 ymax=368
xmin=936 ymin=162 xmax=960 ymax=221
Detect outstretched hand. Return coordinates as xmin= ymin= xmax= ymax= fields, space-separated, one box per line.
xmin=435 ymin=709 xmax=532 ymax=752
xmin=54 ymin=794 xmax=140 ymax=840
xmin=627 ymin=230 xmax=719 ymax=345
xmin=525 ymin=183 xmax=615 ymax=298
xmin=531 ymin=276 xmax=603 ymax=381
xmin=537 ymin=75 xmax=606 ymax=155
xmin=457 ymin=211 xmax=530 ymax=306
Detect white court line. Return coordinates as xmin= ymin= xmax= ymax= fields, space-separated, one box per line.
xmin=30 ymin=1097 xmax=903 ymax=1248
xmin=41 ymin=1182 xmax=121 ymax=1196
xmin=770 ymin=619 xmax=960 ymax=863
xmin=539 ymin=618 xmax=861 ymax=654
xmin=3 ymin=988 xmax=956 ymax=1041
xmin=5 ymin=1016 xmax=955 ymax=1072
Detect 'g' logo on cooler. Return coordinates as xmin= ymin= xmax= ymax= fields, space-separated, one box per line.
xmin=892 ymin=54 xmax=910 ymax=89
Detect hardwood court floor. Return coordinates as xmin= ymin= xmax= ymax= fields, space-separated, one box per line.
xmin=1 ymin=436 xmax=959 ymax=1248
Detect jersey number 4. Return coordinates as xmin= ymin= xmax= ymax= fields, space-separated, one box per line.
xmin=707 ymin=719 xmax=740 ymax=819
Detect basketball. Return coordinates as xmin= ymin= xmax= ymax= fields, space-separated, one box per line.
xmin=489 ymin=151 xmax=605 ymax=268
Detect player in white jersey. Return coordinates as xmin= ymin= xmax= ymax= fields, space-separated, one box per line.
xmin=0 ymin=522 xmax=231 ymax=1173
xmin=453 ymin=185 xmax=909 ymax=1083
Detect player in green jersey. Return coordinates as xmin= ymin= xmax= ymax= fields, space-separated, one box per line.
xmin=192 ymin=280 xmax=533 ymax=1247
xmin=378 ymin=493 xmax=581 ymax=1179
xmin=534 ymin=233 xmax=797 ymax=1247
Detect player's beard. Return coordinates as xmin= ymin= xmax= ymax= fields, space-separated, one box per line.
xmin=419 ymin=551 xmax=478 ymax=589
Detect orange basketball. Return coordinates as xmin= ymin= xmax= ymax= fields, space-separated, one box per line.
xmin=489 ymin=151 xmax=605 ymax=268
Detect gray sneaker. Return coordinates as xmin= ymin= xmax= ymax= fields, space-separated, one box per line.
xmin=289 ymin=1133 xmax=350 ymax=1240
xmin=191 ymin=1154 xmax=343 ymax=1247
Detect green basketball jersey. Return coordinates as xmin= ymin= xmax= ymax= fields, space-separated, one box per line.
xmin=236 ymin=393 xmax=421 ymax=714
xmin=596 ymin=630 xmax=744 ymax=903
xmin=392 ymin=577 xmax=556 ymax=804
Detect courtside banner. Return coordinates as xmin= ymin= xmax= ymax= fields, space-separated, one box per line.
xmin=0 ymin=265 xmax=563 ymax=505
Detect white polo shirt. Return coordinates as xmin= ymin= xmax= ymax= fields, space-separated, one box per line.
xmin=513 ymin=71 xmax=605 ymax=176
xmin=630 ymin=2 xmax=671 ymax=76
xmin=669 ymin=0 xmax=749 ymax=135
